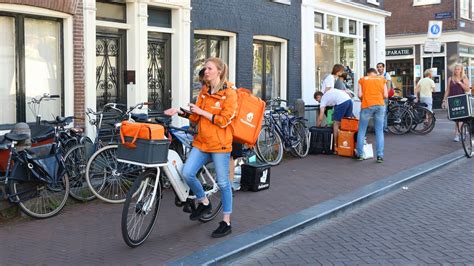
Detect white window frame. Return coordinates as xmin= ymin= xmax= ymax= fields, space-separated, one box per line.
xmin=193 ymin=30 xmax=237 ymax=83
xmin=253 ymin=35 xmax=288 ymax=101
xmin=271 ymin=0 xmax=291 ymax=5
xmin=367 ymin=0 xmax=380 ymax=6
xmin=413 ymin=0 xmax=441 ymax=6
xmin=0 ymin=4 xmax=74 ymax=121
xmin=460 ymin=0 xmax=470 ymax=19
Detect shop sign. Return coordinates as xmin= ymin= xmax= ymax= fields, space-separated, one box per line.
xmin=459 ymin=46 xmax=474 ymax=55
xmin=424 ymin=41 xmax=442 ymax=53
xmin=435 ymin=12 xmax=453 ymax=19
xmin=386 ymin=48 xmax=413 ymax=57
xmin=415 ymin=65 xmax=421 ymax=78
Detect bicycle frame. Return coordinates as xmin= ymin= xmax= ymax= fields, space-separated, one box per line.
xmin=265 ymin=110 xmax=301 ymax=150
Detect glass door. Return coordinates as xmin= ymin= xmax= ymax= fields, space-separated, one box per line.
xmin=147 ymin=33 xmax=171 ymax=111
xmin=0 ymin=16 xmax=16 ymax=124
xmin=96 ymin=29 xmax=126 ymax=109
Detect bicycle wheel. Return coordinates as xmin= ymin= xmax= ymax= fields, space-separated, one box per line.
xmin=121 ymin=169 xmax=161 ymax=248
xmin=197 ymin=162 xmax=223 ymax=223
xmin=290 ymin=120 xmax=310 ymax=158
xmin=64 ymin=144 xmax=95 ymax=201
xmin=85 ymin=145 xmax=143 ymax=203
xmin=387 ymin=106 xmax=412 ymax=135
xmin=255 ymin=125 xmax=283 ymax=165
xmin=409 ymin=106 xmax=436 ymax=135
xmin=460 ymin=122 xmax=473 ymax=158
xmin=9 ymin=171 xmax=70 ymax=219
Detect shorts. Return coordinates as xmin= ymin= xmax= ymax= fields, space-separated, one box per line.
xmin=231 ymin=142 xmax=243 ymax=158
xmin=332 ymin=100 xmax=353 ymax=122
xmin=420 ymin=97 xmax=432 ymax=111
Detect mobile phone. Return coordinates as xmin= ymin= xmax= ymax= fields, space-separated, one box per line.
xmin=180 ymin=107 xmax=193 ymax=115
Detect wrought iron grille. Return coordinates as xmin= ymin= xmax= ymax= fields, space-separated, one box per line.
xmin=147 ymin=41 xmax=166 ymax=111
xmin=96 ymin=37 xmax=119 ymax=109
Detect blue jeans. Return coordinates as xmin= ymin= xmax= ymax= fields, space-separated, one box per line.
xmin=356 ymin=105 xmax=385 ymax=158
xmin=383 ymin=99 xmax=388 ymax=130
xmin=181 ymin=147 xmax=232 ymax=214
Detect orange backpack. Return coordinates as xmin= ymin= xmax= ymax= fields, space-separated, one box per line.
xmin=231 ymin=88 xmax=266 ymax=147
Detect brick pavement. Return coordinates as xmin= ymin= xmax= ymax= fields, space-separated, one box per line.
xmin=0 ymin=111 xmax=464 ymax=265
xmin=233 ymin=158 xmax=474 ymax=265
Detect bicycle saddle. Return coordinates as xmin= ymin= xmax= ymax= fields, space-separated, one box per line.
xmin=406 ymin=95 xmax=416 ymax=102
xmin=5 ymin=133 xmax=30 ymax=142
xmin=274 ymin=106 xmax=288 ymax=113
xmin=131 ymin=113 xmax=148 ymax=122
xmin=44 ymin=116 xmax=74 ymax=126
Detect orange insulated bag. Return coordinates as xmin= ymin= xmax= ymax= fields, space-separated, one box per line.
xmin=337 ymin=129 xmax=356 ymax=157
xmin=120 ymin=121 xmax=165 ymax=148
xmin=118 ymin=121 xmax=169 ymax=165
xmin=231 ymin=88 xmax=266 ymax=147
xmin=340 ymin=117 xmax=359 ymax=132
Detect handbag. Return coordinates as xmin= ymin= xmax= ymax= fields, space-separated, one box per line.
xmin=362 ymin=143 xmax=374 ymax=159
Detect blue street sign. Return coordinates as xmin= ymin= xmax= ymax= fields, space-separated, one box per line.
xmin=430 ymin=24 xmax=440 ymax=35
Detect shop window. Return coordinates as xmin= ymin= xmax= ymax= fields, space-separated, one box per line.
xmin=148 ymin=7 xmax=171 ymax=28
xmin=314 ymin=12 xmax=323 ymax=29
xmin=349 ymin=20 xmax=357 ymax=35
xmin=460 ymin=0 xmax=469 ymax=19
xmin=413 ymin=0 xmax=441 ymax=6
xmin=326 ymin=15 xmax=336 ymax=32
xmin=0 ymin=14 xmax=63 ymax=125
xmin=314 ymin=33 xmax=355 ymax=91
xmin=252 ymin=40 xmax=281 ymax=100
xmin=192 ymin=35 xmax=229 ymax=101
xmin=96 ymin=1 xmax=126 ymax=23
xmin=338 ymin=17 xmax=345 ymax=33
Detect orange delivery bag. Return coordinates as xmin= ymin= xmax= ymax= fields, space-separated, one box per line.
xmin=231 ymin=88 xmax=266 ymax=147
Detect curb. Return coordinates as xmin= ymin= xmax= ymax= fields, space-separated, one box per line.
xmin=167 ymin=150 xmax=465 ymax=266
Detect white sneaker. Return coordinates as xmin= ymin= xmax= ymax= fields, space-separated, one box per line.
xmin=453 ymin=136 xmax=460 ymax=142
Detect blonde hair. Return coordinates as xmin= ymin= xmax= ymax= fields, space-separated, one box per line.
xmin=452 ymin=63 xmax=467 ymax=79
xmin=423 ymin=69 xmax=432 ymax=77
xmin=205 ymin=57 xmax=228 ymax=90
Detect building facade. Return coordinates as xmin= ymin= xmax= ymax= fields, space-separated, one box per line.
xmin=301 ymin=0 xmax=390 ymax=104
xmin=0 ymin=0 xmax=83 ymax=129
xmin=191 ymin=0 xmax=301 ymax=103
xmin=384 ymin=0 xmax=474 ymax=108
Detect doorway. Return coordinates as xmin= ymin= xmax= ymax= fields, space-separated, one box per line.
xmin=423 ymin=56 xmax=445 ymax=109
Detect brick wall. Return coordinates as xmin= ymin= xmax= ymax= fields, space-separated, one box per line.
xmin=385 ymin=0 xmax=457 ymax=35
xmin=191 ymin=0 xmax=301 ymax=102
xmin=73 ymin=0 xmax=85 ymax=127
xmin=0 ymin=0 xmax=78 ymax=14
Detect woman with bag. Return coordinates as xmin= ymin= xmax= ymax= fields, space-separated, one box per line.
xmin=442 ymin=63 xmax=471 ymax=142
xmin=164 ymin=57 xmax=237 ymax=238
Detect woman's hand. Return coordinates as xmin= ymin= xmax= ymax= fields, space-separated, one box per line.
xmin=189 ymin=103 xmax=203 ymax=116
xmin=164 ymin=108 xmax=182 ymax=116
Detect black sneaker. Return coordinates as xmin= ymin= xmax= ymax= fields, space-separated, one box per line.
xmin=189 ymin=202 xmax=212 ymax=221
xmin=376 ymin=156 xmax=384 ymax=163
xmin=353 ymin=155 xmax=364 ymax=161
xmin=211 ymin=221 xmax=232 ymax=238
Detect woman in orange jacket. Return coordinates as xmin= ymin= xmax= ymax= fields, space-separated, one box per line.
xmin=164 ymin=57 xmax=237 ymax=238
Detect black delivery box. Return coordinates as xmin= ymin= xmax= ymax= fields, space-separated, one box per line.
xmin=241 ymin=163 xmax=271 ymax=192
xmin=447 ymin=94 xmax=474 ymax=121
xmin=117 ymin=136 xmax=169 ymax=165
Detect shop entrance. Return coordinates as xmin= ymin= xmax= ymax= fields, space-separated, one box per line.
xmin=386 ymin=59 xmax=414 ymax=97
xmin=423 ymin=57 xmax=445 ymax=109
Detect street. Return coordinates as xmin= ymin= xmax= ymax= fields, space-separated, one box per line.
xmin=232 ymin=158 xmax=474 ymax=265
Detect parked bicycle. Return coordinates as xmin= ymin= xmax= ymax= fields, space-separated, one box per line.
xmin=0 ymin=133 xmax=69 ymax=218
xmin=255 ymin=98 xmax=310 ymax=165
xmin=68 ymin=102 xmax=150 ymax=203
xmin=386 ymin=91 xmax=435 ymax=135
xmin=120 ymin=117 xmax=221 ymax=247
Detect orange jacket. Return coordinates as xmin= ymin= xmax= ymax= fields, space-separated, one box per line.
xmin=189 ymin=81 xmax=237 ymax=153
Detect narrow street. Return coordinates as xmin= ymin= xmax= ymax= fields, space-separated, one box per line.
xmin=232 ymin=158 xmax=474 ymax=265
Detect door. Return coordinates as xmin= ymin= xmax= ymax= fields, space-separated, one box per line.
xmin=147 ymin=33 xmax=171 ymax=111
xmin=423 ymin=57 xmax=445 ymax=109
xmin=96 ymin=29 xmax=126 ymax=109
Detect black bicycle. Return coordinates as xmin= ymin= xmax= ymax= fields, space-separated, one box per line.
xmin=0 ymin=133 xmax=69 ymax=219
xmin=255 ymin=98 xmax=310 ymax=165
